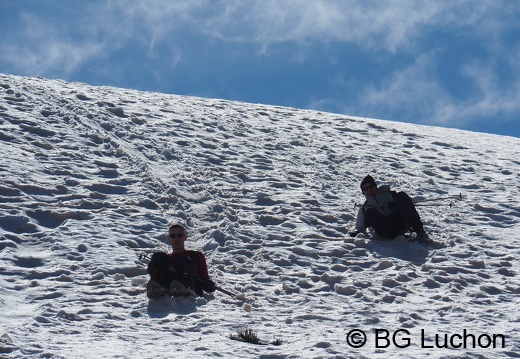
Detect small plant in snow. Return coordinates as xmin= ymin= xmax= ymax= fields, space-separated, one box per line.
xmin=229 ymin=328 xmax=261 ymax=345
xmin=229 ymin=328 xmax=284 ymax=346
xmin=271 ymin=337 xmax=284 ymax=346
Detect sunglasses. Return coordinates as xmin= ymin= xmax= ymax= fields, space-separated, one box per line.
xmin=362 ymin=183 xmax=376 ymax=192
xmin=169 ymin=233 xmax=185 ymax=238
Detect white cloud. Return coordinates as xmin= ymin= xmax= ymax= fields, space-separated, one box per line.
xmin=86 ymin=0 xmax=518 ymax=55
xmin=353 ymin=52 xmax=451 ymax=122
xmin=96 ymin=1 xmax=207 ymax=46
xmin=3 ymin=0 xmax=516 ymax=74
xmin=158 ymin=0 xmax=513 ymax=53
xmin=454 ymin=58 xmax=520 ymax=120
xmin=337 ymin=47 xmax=520 ymax=129
xmin=0 ymin=13 xmax=104 ymax=76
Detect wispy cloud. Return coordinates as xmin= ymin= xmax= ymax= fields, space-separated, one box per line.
xmin=340 ymin=45 xmax=520 ymax=129
xmin=447 ymin=55 xmax=520 ymax=124
xmin=2 ymin=1 xmax=516 ymax=73
xmin=149 ymin=0 xmax=514 ymax=53
xmin=341 ymin=52 xmax=452 ymax=123
xmin=0 ymin=12 xmax=104 ymax=76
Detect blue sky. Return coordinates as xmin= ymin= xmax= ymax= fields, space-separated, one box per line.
xmin=1 ymin=1 xmax=519 ymax=138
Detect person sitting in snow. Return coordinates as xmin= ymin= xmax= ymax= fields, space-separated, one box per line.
xmin=350 ymin=175 xmax=429 ymax=241
xmin=146 ymin=223 xmax=216 ymax=298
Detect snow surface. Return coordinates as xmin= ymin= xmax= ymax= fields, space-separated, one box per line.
xmin=0 ymin=73 xmax=519 ymax=358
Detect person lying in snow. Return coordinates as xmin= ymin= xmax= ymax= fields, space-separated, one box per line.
xmin=146 ymin=223 xmax=216 ymax=298
xmin=350 ymin=175 xmax=429 ymax=241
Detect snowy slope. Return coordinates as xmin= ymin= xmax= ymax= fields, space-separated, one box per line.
xmin=0 ymin=73 xmax=519 ymax=358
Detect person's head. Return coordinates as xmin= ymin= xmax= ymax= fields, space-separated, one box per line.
xmin=167 ymin=223 xmax=187 ymax=252
xmin=360 ymin=175 xmax=377 ymax=195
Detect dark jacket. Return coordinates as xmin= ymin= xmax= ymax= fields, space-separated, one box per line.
xmin=147 ymin=250 xmax=214 ymax=295
xmin=355 ymin=185 xmax=396 ymax=232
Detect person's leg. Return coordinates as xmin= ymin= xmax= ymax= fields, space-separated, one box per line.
xmin=364 ymin=209 xmax=401 ymax=238
xmin=146 ymin=279 xmax=170 ymax=298
xmin=393 ymin=192 xmax=425 ymax=234
xmin=147 ymin=252 xmax=172 ymax=288
xmin=172 ymin=254 xmax=200 ymax=294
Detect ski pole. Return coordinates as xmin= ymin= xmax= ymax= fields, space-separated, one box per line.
xmin=412 ymin=193 xmax=464 ymax=204
xmin=354 ymin=193 xmax=464 ymax=208
xmin=216 ymin=286 xmax=236 ymax=297
xmin=414 ymin=202 xmax=457 ymax=207
xmin=193 ymin=277 xmax=236 ymax=297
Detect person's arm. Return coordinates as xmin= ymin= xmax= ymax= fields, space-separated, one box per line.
xmin=194 ymin=252 xmax=210 ymax=280
xmin=194 ymin=252 xmax=216 ymax=293
xmin=355 ymin=207 xmax=366 ymax=233
xmin=350 ymin=207 xmax=367 ymax=237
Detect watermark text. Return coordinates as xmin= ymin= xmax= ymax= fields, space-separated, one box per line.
xmin=346 ymin=329 xmax=506 ymax=350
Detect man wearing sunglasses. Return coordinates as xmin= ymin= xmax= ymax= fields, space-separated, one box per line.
xmin=146 ymin=223 xmax=216 ymax=299
xmin=351 ymin=175 xmax=429 ymax=241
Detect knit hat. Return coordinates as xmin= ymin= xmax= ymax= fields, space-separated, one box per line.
xmin=360 ymin=175 xmax=376 ymax=192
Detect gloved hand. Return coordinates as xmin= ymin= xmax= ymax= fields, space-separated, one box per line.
xmin=202 ymin=279 xmax=216 ymax=293
xmin=349 ymin=231 xmax=360 ymax=237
